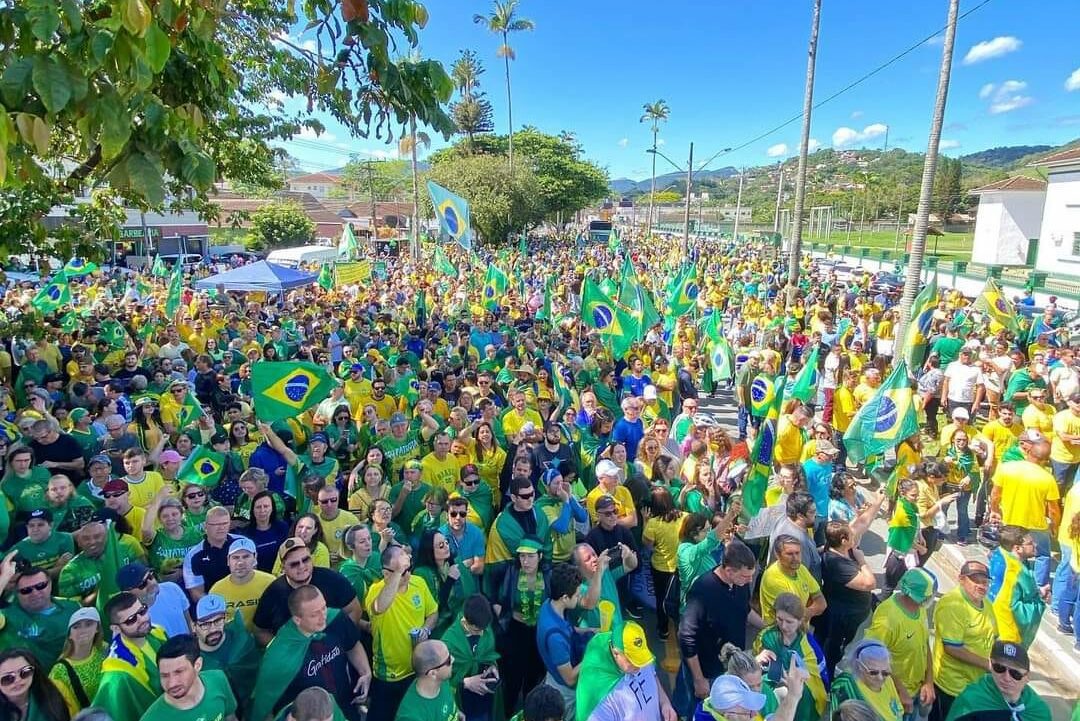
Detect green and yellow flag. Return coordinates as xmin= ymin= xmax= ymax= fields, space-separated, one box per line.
xmin=749 ymin=375 xmax=778 ymax=418
xmin=434 ymin=247 xmax=457 ymax=277
xmin=619 ymin=254 xmax=662 ymax=333
xmin=250 ymin=361 xmax=336 ymax=423
xmin=842 ymin=359 xmax=919 ymax=463
xmin=150 ymin=255 xmax=167 ymax=277
xmin=665 ymin=264 xmax=700 ymax=318
xmin=99 ymin=320 xmax=128 ymax=349
xmin=743 ymin=377 xmax=786 ymax=517
xmin=317 ymin=263 xmax=334 ymax=291
xmin=177 ymin=445 xmax=225 ymax=487
xmin=164 ymin=264 xmax=183 ymax=317
xmin=63 ymin=258 xmax=98 ymax=277
xmin=973 ymin=277 xmax=1020 ymax=335
xmin=903 ymin=274 xmax=938 ymax=369
xmin=176 ymin=390 xmax=205 ymax=429
xmin=31 ymin=272 xmax=71 ymax=314
xmin=786 ymin=346 xmax=819 ymax=403
xmin=481 ymin=265 xmax=509 ymax=311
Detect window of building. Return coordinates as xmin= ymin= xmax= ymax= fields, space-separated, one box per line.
xmin=1072 ymin=231 xmax=1080 ymax=257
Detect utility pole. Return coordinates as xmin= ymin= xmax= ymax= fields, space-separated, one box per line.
xmin=732 ymin=168 xmax=746 ymax=242
xmin=367 ymin=161 xmax=377 ymax=248
xmin=683 ymin=142 xmax=694 ymax=255
xmin=896 ymin=0 xmax=959 ymax=354
xmin=893 ymin=192 xmax=904 ymax=255
xmin=785 ymin=0 xmax=822 ymax=309
xmin=773 ymin=162 xmax=784 ymax=233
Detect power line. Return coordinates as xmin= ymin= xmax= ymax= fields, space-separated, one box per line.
xmin=713 ymin=0 xmax=995 ymax=160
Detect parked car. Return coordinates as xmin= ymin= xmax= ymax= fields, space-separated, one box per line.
xmin=870 ymin=271 xmax=904 ymax=294
xmin=160 ymin=253 xmax=204 ymax=268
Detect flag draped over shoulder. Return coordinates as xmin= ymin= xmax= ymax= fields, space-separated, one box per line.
xmin=248 ymin=612 xmax=346 ymax=721
xmin=843 ymin=359 xmax=919 ymax=463
xmin=973 ymin=277 xmax=1020 ymax=334
xmin=743 ymin=378 xmax=786 ymax=517
xmin=177 ymin=445 xmax=225 ymax=487
xmin=551 ymin=362 xmax=580 ymax=410
xmin=749 ymin=375 xmax=778 ymax=418
xmin=250 ymin=361 xmax=336 ymax=423
xmin=903 ymin=274 xmax=938 ymax=369
xmin=30 ymin=272 xmax=71 ymax=314
xmin=427 ymin=180 xmax=472 ymax=250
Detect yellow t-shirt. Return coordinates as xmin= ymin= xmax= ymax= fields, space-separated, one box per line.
xmin=585 ymin=484 xmax=635 ymax=524
xmin=1022 ymin=404 xmax=1054 ymax=439
xmin=369 ymin=395 xmax=399 ymax=421
xmin=774 ymin=417 xmax=803 ymax=465
xmin=933 ymin=587 xmax=997 ymax=696
xmin=501 ymin=408 xmax=544 ymax=439
xmin=317 ymin=509 xmax=361 ymax=563
xmin=759 ymin=562 xmax=821 ymax=626
xmin=864 ymin=595 xmax=930 ymax=696
xmin=1060 ymin=484 xmax=1080 ymax=546
xmin=832 ymin=387 xmax=857 ymax=434
xmin=343 ymin=378 xmax=373 ymax=415
xmin=364 ymin=575 xmax=438 ymax=681
xmin=643 ymin=513 xmax=686 ymax=573
xmin=992 ymin=460 xmax=1059 ymax=531
xmin=852 ymin=674 xmax=904 ymax=721
xmin=981 ymin=419 xmax=1023 ymax=462
xmin=1051 ymin=409 xmax=1080 ymax=464
xmin=124 ymin=472 xmax=166 ymax=509
xmin=853 ymin=382 xmax=876 ymax=407
xmin=209 ymin=571 xmax=275 ymax=632
xmin=420 ymin=452 xmax=462 ymax=494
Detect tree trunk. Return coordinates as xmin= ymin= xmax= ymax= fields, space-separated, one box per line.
xmin=410 ymin=115 xmax=420 ymax=261
xmin=896 ymin=0 xmax=959 ymax=352
xmin=785 ymin=0 xmax=822 ymax=309
xmin=503 ymin=32 xmax=514 ymax=173
xmin=648 ymin=126 xmax=658 ymax=237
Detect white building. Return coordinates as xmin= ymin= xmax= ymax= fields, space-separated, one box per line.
xmin=1030 ymin=147 xmax=1080 ymax=277
xmin=968 ymin=176 xmax=1046 ymax=267
xmin=286 ymin=171 xmax=342 ymax=199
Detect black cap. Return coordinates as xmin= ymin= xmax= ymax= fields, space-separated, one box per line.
xmin=991 ymin=640 xmax=1029 ymax=672
xmin=27 ymin=508 xmax=53 ymax=523
xmin=959 ymin=560 xmax=990 ymax=580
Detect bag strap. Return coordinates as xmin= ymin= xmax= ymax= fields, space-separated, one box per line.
xmin=58 ymin=658 xmax=90 ymax=709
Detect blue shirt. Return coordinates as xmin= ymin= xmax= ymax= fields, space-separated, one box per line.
xmin=536 ymin=600 xmax=575 ymax=686
xmin=802 ymin=457 xmax=833 ymax=517
xmin=612 ymin=418 xmax=645 ymax=463
xmin=621 ymin=373 xmax=652 ymax=398
xmin=439 ymin=521 xmax=486 ymax=561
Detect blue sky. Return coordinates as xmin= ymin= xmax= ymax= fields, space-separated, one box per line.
xmin=276 ymin=0 xmax=1080 ymax=181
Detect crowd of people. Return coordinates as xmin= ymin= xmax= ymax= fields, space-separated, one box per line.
xmin=0 ymin=231 xmax=1074 ymax=721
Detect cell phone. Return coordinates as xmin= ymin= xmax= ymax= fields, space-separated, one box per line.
xmin=941 ymin=483 xmax=962 ymax=495
xmin=608 ymin=545 xmax=623 ymax=567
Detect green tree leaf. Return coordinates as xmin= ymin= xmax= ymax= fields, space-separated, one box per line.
xmin=31 ymin=116 xmax=50 ymax=155
xmin=32 ymin=56 xmax=73 ymax=114
xmin=1 ymin=59 xmax=33 ymax=108
xmin=26 ymin=0 xmax=61 ymax=42
xmin=100 ymin=101 xmax=131 ymax=161
xmin=125 ymin=153 xmax=164 ymax=205
xmin=143 ymin=22 xmax=171 ymax=73
xmin=123 ymin=0 xmax=152 ymax=36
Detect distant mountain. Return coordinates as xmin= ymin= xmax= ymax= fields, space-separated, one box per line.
xmin=609 ymin=166 xmax=739 ymax=194
xmin=960 ymin=145 xmax=1053 ymax=169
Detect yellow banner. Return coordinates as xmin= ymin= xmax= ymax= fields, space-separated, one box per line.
xmin=335 ymin=261 xmax=372 ymax=285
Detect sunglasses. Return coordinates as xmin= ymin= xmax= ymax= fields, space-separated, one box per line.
xmin=0 ymin=666 xmax=33 ymax=687
xmin=18 ymin=580 xmax=49 ymax=595
xmin=862 ymin=668 xmax=891 ymax=679
xmin=429 ymin=655 xmax=453 ymax=672
xmin=461 ymin=478 xmax=479 ymax=487
xmin=185 ymin=491 xmax=206 ymax=500
xmin=286 ymin=555 xmax=312 ymax=570
xmin=120 ymin=604 xmax=149 ymax=626
xmin=515 ymin=492 xmax=534 ymax=500
xmin=449 ymin=510 xmax=468 ymax=518
xmin=103 ymin=491 xmax=127 ymax=499
xmin=319 ymin=497 xmax=339 ymax=504
xmin=991 ymin=663 xmax=1026 ymax=681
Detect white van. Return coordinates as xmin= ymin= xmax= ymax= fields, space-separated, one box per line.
xmin=266 ymin=246 xmax=339 ymax=268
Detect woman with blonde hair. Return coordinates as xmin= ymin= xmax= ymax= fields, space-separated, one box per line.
xmin=47 ymin=608 xmax=106 ymax=717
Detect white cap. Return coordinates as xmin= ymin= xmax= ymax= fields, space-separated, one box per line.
xmin=595 ymin=459 xmax=619 ymax=478
xmin=642 ymin=385 xmax=658 ymax=401
xmin=68 ymin=607 xmax=101 ymax=629
xmin=708 ymin=675 xmax=766 ymax=713
xmin=951 ymin=407 xmax=970 ymax=420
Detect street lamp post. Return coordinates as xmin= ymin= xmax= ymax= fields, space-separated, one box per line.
xmin=647 ymin=143 xmax=731 ymax=255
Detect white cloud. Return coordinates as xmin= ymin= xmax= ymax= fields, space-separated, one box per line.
xmin=766 ymin=143 xmax=789 ymax=158
xmin=361 ymin=148 xmax=399 ymax=160
xmin=808 ymin=138 xmax=821 ymax=151
xmin=980 ymin=80 xmax=1034 ymax=114
xmin=301 ymin=39 xmax=318 ymax=53
xmin=850 ymin=110 xmax=863 ymax=119
xmin=268 ymin=89 xmax=288 ymax=104
xmin=656 ymin=138 xmax=666 ymax=147
xmin=618 ymin=138 xmax=629 ymax=148
xmin=1066 ymin=67 xmax=1080 ymax=92
xmin=962 ymin=36 xmax=1022 ymax=65
xmin=926 ymin=33 xmax=944 ymax=47
xmin=831 ymin=123 xmax=888 ymax=148
xmin=940 ymin=139 xmax=961 ymax=150
xmin=298 ymin=126 xmax=335 ymax=142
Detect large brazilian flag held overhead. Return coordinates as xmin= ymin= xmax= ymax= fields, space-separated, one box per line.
xmin=427 ymin=180 xmax=472 ymax=250
xmin=251 ymin=361 xmax=336 ymax=423
xmin=842 ymin=359 xmax=919 ymax=463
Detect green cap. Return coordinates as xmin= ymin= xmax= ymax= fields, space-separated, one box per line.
xmin=898 ymin=568 xmax=937 ymax=603
xmin=515 ymin=538 xmax=543 ymax=555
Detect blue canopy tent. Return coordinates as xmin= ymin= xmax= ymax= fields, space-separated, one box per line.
xmin=193 ymin=261 xmax=318 ymax=293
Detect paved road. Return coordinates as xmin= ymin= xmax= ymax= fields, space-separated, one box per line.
xmin=674 ymin=388 xmax=1079 ymax=719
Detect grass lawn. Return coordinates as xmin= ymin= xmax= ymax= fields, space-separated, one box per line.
xmin=807 ymin=229 xmax=973 ymax=260
xmin=209 ymin=227 xmax=248 ymax=245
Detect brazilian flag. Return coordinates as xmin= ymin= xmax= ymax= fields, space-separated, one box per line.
xmin=786 ymin=346 xmax=819 ymax=403
xmin=250 ymin=361 xmax=336 ymax=423
xmin=317 ymin=263 xmax=334 ymax=291
xmin=973 ymin=277 xmax=1020 ymax=334
xmin=177 ymin=445 xmax=225 ymax=487
xmin=749 ymin=375 xmax=778 ymax=418
xmin=665 ymin=264 xmax=700 ymax=318
xmin=843 ymin=359 xmax=919 ymax=463
xmin=164 ymin=263 xmax=183 ymax=317
xmin=427 ymin=180 xmax=472 ymax=250
xmin=434 ymin=246 xmax=457 ymax=277
xmin=581 ymin=277 xmax=620 ymax=332
xmin=903 ymin=274 xmax=938 ymax=369
xmin=100 ymin=320 xmax=128 ymax=349
xmin=482 ymin=265 xmax=508 ymax=311
xmin=176 ymin=391 xmax=205 ymax=429
xmin=63 ymin=258 xmax=98 ymax=277
xmin=743 ymin=377 xmax=786 ymax=517
xmin=30 ymin=272 xmax=71 ymax=314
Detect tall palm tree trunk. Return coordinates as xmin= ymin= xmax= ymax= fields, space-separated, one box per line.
xmin=503 ymin=32 xmax=514 ymax=173
xmin=648 ymin=126 xmax=658 ymax=236
xmin=896 ymin=0 xmax=958 ymax=350
xmin=409 ymin=115 xmax=420 ymax=261
xmin=785 ymin=0 xmax=822 ymax=309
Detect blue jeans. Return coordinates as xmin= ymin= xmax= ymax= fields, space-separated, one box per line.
xmin=738 ymin=405 xmax=750 ymax=439
xmin=673 ymin=661 xmax=697 ymax=720
xmin=1029 ymin=529 xmax=1052 ymax=587
xmin=1052 ymin=544 xmax=1077 ymax=625
xmin=956 ymin=491 xmax=971 ymax=539
xmin=1050 ymin=460 xmax=1079 ymax=496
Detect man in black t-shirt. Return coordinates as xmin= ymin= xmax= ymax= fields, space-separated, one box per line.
xmin=530 ymin=422 xmax=577 ymax=485
xmin=29 ymin=418 xmax=86 ymax=482
xmin=253 ymin=535 xmax=361 ymax=645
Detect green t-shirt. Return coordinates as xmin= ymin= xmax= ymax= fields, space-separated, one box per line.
xmin=377 ymin=432 xmax=422 ymax=479
xmin=930 ymin=336 xmax=964 ymax=367
xmin=0 ymin=599 xmax=79 ymax=668
xmin=570 ymin=566 xmax=627 ymax=631
xmin=140 ymin=670 xmax=236 ymax=721
xmin=395 ymin=680 xmax=459 ymax=721
xmin=389 ymin=481 xmax=431 ymax=527
xmin=12 ymin=531 xmax=75 ymax=571
xmin=58 ymin=534 xmax=143 ymax=600
xmin=147 ymin=527 xmax=201 ymax=575
xmin=340 ymin=554 xmax=383 ymax=601
xmin=299 ymin=454 xmax=340 ymax=485
xmin=2 ymin=466 xmax=51 ymax=514
xmin=183 ymin=507 xmax=210 ymax=535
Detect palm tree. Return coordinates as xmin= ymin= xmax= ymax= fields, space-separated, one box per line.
xmin=474 ymin=0 xmax=535 ymax=173
xmin=897 ymin=0 xmax=959 ymax=352
xmin=785 ymin=0 xmax=822 ymax=310
xmin=640 ymin=99 xmax=670 ymax=237
xmin=400 ymin=120 xmax=430 ymax=260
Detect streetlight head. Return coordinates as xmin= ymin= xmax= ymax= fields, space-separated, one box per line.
xmin=646 ymin=149 xmax=657 ymax=154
